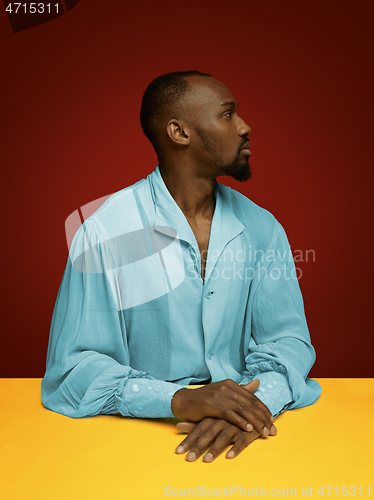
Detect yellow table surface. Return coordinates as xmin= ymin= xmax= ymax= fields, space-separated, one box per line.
xmin=0 ymin=378 xmax=373 ymax=500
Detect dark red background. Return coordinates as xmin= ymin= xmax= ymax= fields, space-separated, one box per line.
xmin=1 ymin=0 xmax=373 ymax=377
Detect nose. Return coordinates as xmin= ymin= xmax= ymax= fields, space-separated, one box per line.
xmin=238 ymin=116 xmax=251 ymax=137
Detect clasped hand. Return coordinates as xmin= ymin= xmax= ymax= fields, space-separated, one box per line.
xmin=171 ymin=379 xmax=277 ymax=462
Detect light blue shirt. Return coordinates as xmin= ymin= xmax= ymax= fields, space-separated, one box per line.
xmin=41 ymin=165 xmax=321 ymax=419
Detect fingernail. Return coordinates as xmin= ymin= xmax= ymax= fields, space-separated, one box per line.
xmin=203 ymin=452 xmax=214 ymax=463
xmin=263 ymin=426 xmax=270 ymax=436
xmin=186 ymin=452 xmax=197 ymax=462
xmin=176 ymin=446 xmax=184 ymax=454
xmin=270 ymin=416 xmax=276 ymax=423
xmin=270 ymin=425 xmax=277 ymax=435
xmin=226 ymin=451 xmax=235 ymax=459
xmin=246 ymin=423 xmax=253 ymax=431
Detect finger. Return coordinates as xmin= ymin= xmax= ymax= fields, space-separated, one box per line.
xmin=235 ymin=401 xmax=276 ymax=436
xmin=230 ymin=389 xmax=276 ymax=433
xmin=226 ymin=429 xmax=262 ymax=460
xmin=241 ymin=379 xmax=260 ymax=393
xmin=212 ymin=406 xmax=256 ymax=433
xmin=242 ymin=379 xmax=276 ymax=422
xmin=175 ymin=418 xmax=217 ymax=456
xmin=223 ymin=394 xmax=274 ymax=435
xmin=176 ymin=421 xmax=196 ymax=433
xmin=209 ymin=404 xmax=272 ymax=435
xmin=202 ymin=426 xmax=241 ymax=463
xmin=236 ymin=384 xmax=275 ymax=422
xmin=185 ymin=421 xmax=231 ymax=462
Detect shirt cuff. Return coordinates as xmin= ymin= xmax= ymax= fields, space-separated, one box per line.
xmin=114 ymin=377 xmax=184 ymax=418
xmin=241 ymin=371 xmax=293 ymax=417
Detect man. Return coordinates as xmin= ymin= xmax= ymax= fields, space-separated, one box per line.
xmin=41 ymin=70 xmax=321 ymax=463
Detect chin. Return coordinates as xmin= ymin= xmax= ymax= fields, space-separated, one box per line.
xmin=223 ymin=162 xmax=252 ymax=182
xmin=233 ymin=171 xmax=252 ymax=182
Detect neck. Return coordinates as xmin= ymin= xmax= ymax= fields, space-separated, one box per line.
xmin=158 ymin=159 xmax=216 ymax=222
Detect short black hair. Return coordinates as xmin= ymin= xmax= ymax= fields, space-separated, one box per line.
xmin=140 ymin=70 xmax=212 ymax=152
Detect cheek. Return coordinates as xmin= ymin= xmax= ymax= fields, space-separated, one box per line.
xmin=228 ymin=141 xmax=240 ymax=159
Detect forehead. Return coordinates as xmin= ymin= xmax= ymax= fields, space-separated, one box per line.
xmin=184 ymin=76 xmax=236 ymax=112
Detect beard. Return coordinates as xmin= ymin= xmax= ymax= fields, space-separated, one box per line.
xmin=221 ymin=154 xmax=252 ymax=182
xmin=198 ymin=130 xmax=252 ymax=182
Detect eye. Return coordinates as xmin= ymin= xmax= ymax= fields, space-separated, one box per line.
xmin=224 ymin=111 xmax=232 ymax=118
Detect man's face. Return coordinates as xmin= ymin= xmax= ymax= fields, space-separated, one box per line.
xmin=182 ymin=76 xmax=252 ymax=182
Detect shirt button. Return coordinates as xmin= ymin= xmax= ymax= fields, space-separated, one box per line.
xmin=208 ymin=354 xmax=213 ymax=360
xmin=206 ymin=291 xmax=214 ymax=299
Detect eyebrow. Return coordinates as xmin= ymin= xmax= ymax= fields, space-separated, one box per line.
xmin=220 ymin=101 xmax=238 ymax=108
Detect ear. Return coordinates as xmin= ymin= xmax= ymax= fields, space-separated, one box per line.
xmin=166 ymin=119 xmax=190 ymax=146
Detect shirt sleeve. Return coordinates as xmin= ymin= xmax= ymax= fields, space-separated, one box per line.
xmin=241 ymin=371 xmax=293 ymax=417
xmin=41 ymin=218 xmax=183 ymax=419
xmin=241 ymin=222 xmax=322 ymax=411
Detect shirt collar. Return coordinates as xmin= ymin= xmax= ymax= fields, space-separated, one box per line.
xmin=148 ymin=165 xmax=197 ymax=246
xmin=147 ymin=165 xmax=245 ymax=281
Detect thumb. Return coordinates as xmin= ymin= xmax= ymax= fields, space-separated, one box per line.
xmin=176 ymin=421 xmax=196 ymax=433
xmin=241 ymin=378 xmax=260 ymax=393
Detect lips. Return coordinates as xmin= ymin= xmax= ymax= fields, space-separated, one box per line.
xmin=240 ymin=141 xmax=252 ymax=157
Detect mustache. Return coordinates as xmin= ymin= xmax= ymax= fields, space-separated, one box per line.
xmin=238 ymin=137 xmax=250 ymax=152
